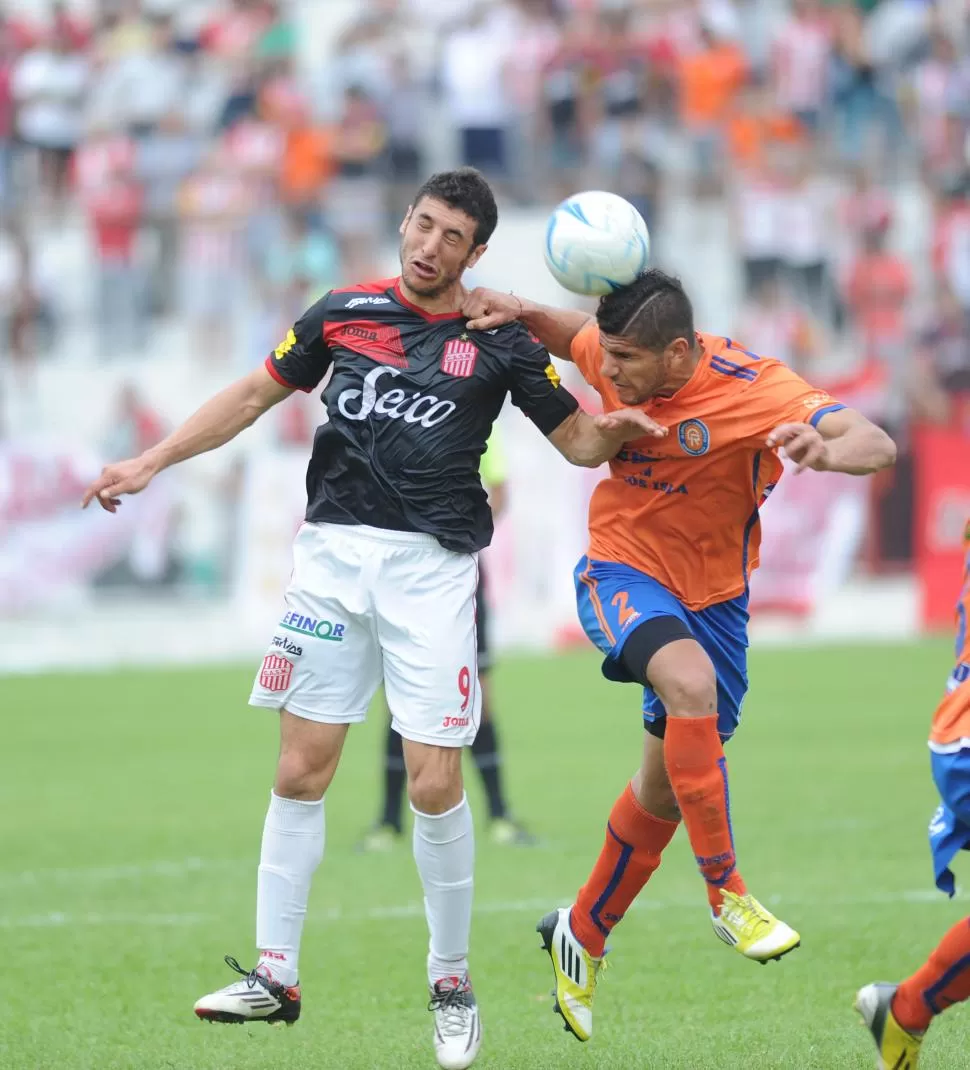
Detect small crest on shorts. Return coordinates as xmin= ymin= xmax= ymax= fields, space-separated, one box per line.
xmin=678 ymin=419 xmax=710 ymax=456
xmin=259 ymin=654 xmax=294 ymax=692
xmin=441 ymin=337 xmax=479 ymax=378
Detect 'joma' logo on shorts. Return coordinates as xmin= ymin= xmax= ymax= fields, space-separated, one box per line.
xmin=442 ymin=715 xmax=470 ymax=728
xmin=279 ymin=613 xmax=346 ymax=641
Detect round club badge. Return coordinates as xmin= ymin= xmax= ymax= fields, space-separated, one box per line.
xmin=678 ymin=419 xmax=710 ymax=456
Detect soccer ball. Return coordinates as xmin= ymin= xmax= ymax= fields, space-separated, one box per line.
xmin=543 ymin=191 xmax=651 ymax=296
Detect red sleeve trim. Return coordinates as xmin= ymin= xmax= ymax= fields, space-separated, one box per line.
xmin=264 ymin=355 xmax=312 ymax=393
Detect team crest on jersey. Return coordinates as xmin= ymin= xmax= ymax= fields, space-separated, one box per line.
xmin=441 ymin=336 xmax=479 ymax=378
xmin=678 ymin=419 xmax=710 ymax=456
xmin=259 ymin=654 xmax=293 ymax=692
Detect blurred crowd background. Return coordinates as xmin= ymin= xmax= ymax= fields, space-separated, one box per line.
xmin=1 ymin=0 xmax=969 ymax=647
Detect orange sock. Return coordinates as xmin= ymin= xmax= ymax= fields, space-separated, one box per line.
xmin=892 ymin=916 xmax=970 ymax=1033
xmin=570 ymin=782 xmax=679 ymax=957
xmin=664 ymin=715 xmax=745 ymax=912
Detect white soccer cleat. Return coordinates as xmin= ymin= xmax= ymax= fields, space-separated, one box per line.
xmin=193 ymin=956 xmax=301 ymax=1025
xmin=428 ymin=975 xmax=482 ymax=1069
xmin=710 ymin=890 xmax=801 ymax=963
xmin=536 ymin=907 xmax=605 ymax=1042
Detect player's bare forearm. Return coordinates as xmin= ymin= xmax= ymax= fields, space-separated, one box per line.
xmin=817 ymin=421 xmax=897 ymax=475
xmin=547 ymin=408 xmax=667 ymax=468
xmin=81 ymin=366 xmax=292 ymax=511
xmin=462 ymin=287 xmax=591 ymax=361
xmin=767 ymin=408 xmax=896 ymax=476
xmin=146 ymin=367 xmax=291 ymax=473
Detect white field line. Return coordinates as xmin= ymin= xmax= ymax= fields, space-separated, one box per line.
xmin=0 ymin=889 xmax=966 ymax=930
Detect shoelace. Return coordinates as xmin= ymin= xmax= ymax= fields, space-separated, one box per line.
xmin=722 ymin=895 xmax=772 ymax=939
xmin=428 ymin=980 xmax=475 ymax=1038
xmin=224 ymin=955 xmax=271 ymax=993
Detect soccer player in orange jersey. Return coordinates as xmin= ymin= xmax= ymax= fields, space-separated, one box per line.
xmin=463 ymin=269 xmax=896 ymax=1042
xmin=855 ymin=520 xmax=970 ymax=1069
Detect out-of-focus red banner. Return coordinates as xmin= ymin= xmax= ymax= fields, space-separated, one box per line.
xmin=915 ymin=425 xmax=970 ymax=629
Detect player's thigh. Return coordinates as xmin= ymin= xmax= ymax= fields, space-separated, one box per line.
xmin=574 ymin=556 xmax=689 ymax=680
xmin=376 ymin=543 xmax=481 ymax=748
xmin=249 ymin=523 xmax=383 ymax=723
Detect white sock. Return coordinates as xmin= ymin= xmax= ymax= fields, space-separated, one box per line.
xmin=412 ymin=793 xmax=474 ymax=987
xmin=255 ymin=791 xmax=325 ymax=987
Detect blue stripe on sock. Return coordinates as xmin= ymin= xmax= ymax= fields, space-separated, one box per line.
xmin=589 ymin=823 xmax=633 ymax=938
xmin=924 ymin=950 xmax=970 ymax=1014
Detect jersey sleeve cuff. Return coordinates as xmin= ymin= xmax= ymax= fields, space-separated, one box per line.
xmin=808 ymin=402 xmax=845 ymax=428
xmin=264 ymin=355 xmax=312 ymax=393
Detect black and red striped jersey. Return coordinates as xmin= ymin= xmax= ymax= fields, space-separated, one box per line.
xmin=265 ymin=276 xmax=579 ymax=553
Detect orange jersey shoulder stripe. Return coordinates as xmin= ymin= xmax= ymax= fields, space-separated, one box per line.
xmin=571 ymin=323 xmax=845 ymax=609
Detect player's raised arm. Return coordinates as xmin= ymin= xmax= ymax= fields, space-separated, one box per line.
xmin=82 ymin=297 xmax=334 ymax=512
xmin=463 ymin=287 xmax=591 ymax=361
xmin=767 ymin=407 xmax=896 ymax=476
xmin=503 ymin=323 xmax=666 ymax=468
xmin=548 ymin=407 xmax=668 ymax=467
xmin=81 ymin=365 xmax=294 ymax=511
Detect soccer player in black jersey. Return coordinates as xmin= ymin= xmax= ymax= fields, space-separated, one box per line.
xmin=82 ymin=168 xmax=664 ymax=1070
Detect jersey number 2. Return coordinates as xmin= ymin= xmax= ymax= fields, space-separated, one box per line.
xmin=611 ymin=591 xmax=639 ymax=629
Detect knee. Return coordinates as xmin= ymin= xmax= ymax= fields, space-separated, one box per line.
xmin=408 ymin=759 xmax=463 ymax=815
xmin=655 ymin=660 xmax=717 ymax=717
xmin=275 ymin=748 xmax=331 ymax=801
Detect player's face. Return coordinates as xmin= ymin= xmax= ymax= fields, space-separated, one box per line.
xmin=399 ymin=198 xmax=487 ymax=298
xmin=599 ymin=334 xmax=695 ymax=404
xmin=599 ymin=334 xmax=667 ymax=403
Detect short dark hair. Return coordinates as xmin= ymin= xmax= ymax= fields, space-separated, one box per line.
xmin=411 ymin=168 xmax=499 ymax=247
xmin=596 ymin=269 xmax=695 ymax=351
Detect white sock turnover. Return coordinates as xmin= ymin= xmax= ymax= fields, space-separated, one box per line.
xmin=412 ymin=792 xmax=475 ymax=987
xmin=255 ymin=791 xmax=325 ymax=987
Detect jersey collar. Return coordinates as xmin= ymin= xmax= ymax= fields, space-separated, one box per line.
xmin=393 ymin=278 xmax=464 ymax=322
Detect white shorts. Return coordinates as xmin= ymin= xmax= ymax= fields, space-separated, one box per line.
xmin=249 ymin=522 xmax=482 ymax=747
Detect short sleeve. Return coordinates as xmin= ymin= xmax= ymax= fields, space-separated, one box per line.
xmin=264 ymin=294 xmax=333 ymax=393
xmin=743 ymin=359 xmax=846 ymax=437
xmin=507 ymin=327 xmax=579 ymax=435
xmin=569 ymin=320 xmax=604 ymax=388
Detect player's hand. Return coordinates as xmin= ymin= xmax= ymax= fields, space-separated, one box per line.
xmin=766 ymin=423 xmax=829 ymax=473
xmin=595 ymin=409 xmax=668 ymax=440
xmin=462 ymin=287 xmax=522 ymax=331
xmin=81 ymin=455 xmax=159 ymax=512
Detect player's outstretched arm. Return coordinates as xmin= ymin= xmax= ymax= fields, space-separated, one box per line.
xmin=547 ymin=408 xmax=668 ymax=468
xmin=81 ymin=365 xmax=293 ymax=512
xmin=462 ymin=287 xmax=591 ymax=361
xmin=767 ymin=408 xmax=896 ymax=476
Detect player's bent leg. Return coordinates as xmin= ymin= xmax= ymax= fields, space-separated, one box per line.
xmin=545 ymin=734 xmax=677 ymax=1042
xmin=647 ymin=637 xmax=800 ymax=962
xmin=854 ymin=984 xmax=924 ymax=1069
xmin=474 ymin=673 xmax=537 ymax=846
xmin=405 ymin=739 xmax=481 ymax=1070
xmin=855 ymin=914 xmax=970 ymax=1067
xmin=194 ymin=714 xmax=348 ymax=1026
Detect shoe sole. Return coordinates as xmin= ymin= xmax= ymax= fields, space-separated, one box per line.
xmin=195 ymin=1009 xmax=299 ymax=1026
xmin=536 ymin=911 xmax=588 ymax=1044
xmin=754 ymin=939 xmax=801 ymax=965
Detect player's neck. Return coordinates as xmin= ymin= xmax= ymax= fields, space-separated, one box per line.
xmin=397 ymin=277 xmax=463 ymax=317
xmin=656 ymin=345 xmax=702 ymax=398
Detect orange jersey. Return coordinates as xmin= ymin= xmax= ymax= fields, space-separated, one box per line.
xmin=929 ymin=520 xmax=970 ymax=752
xmin=571 ymin=322 xmax=845 ymax=610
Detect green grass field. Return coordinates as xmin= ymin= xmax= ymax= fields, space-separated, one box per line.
xmin=2 ymin=640 xmax=969 ymax=1070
